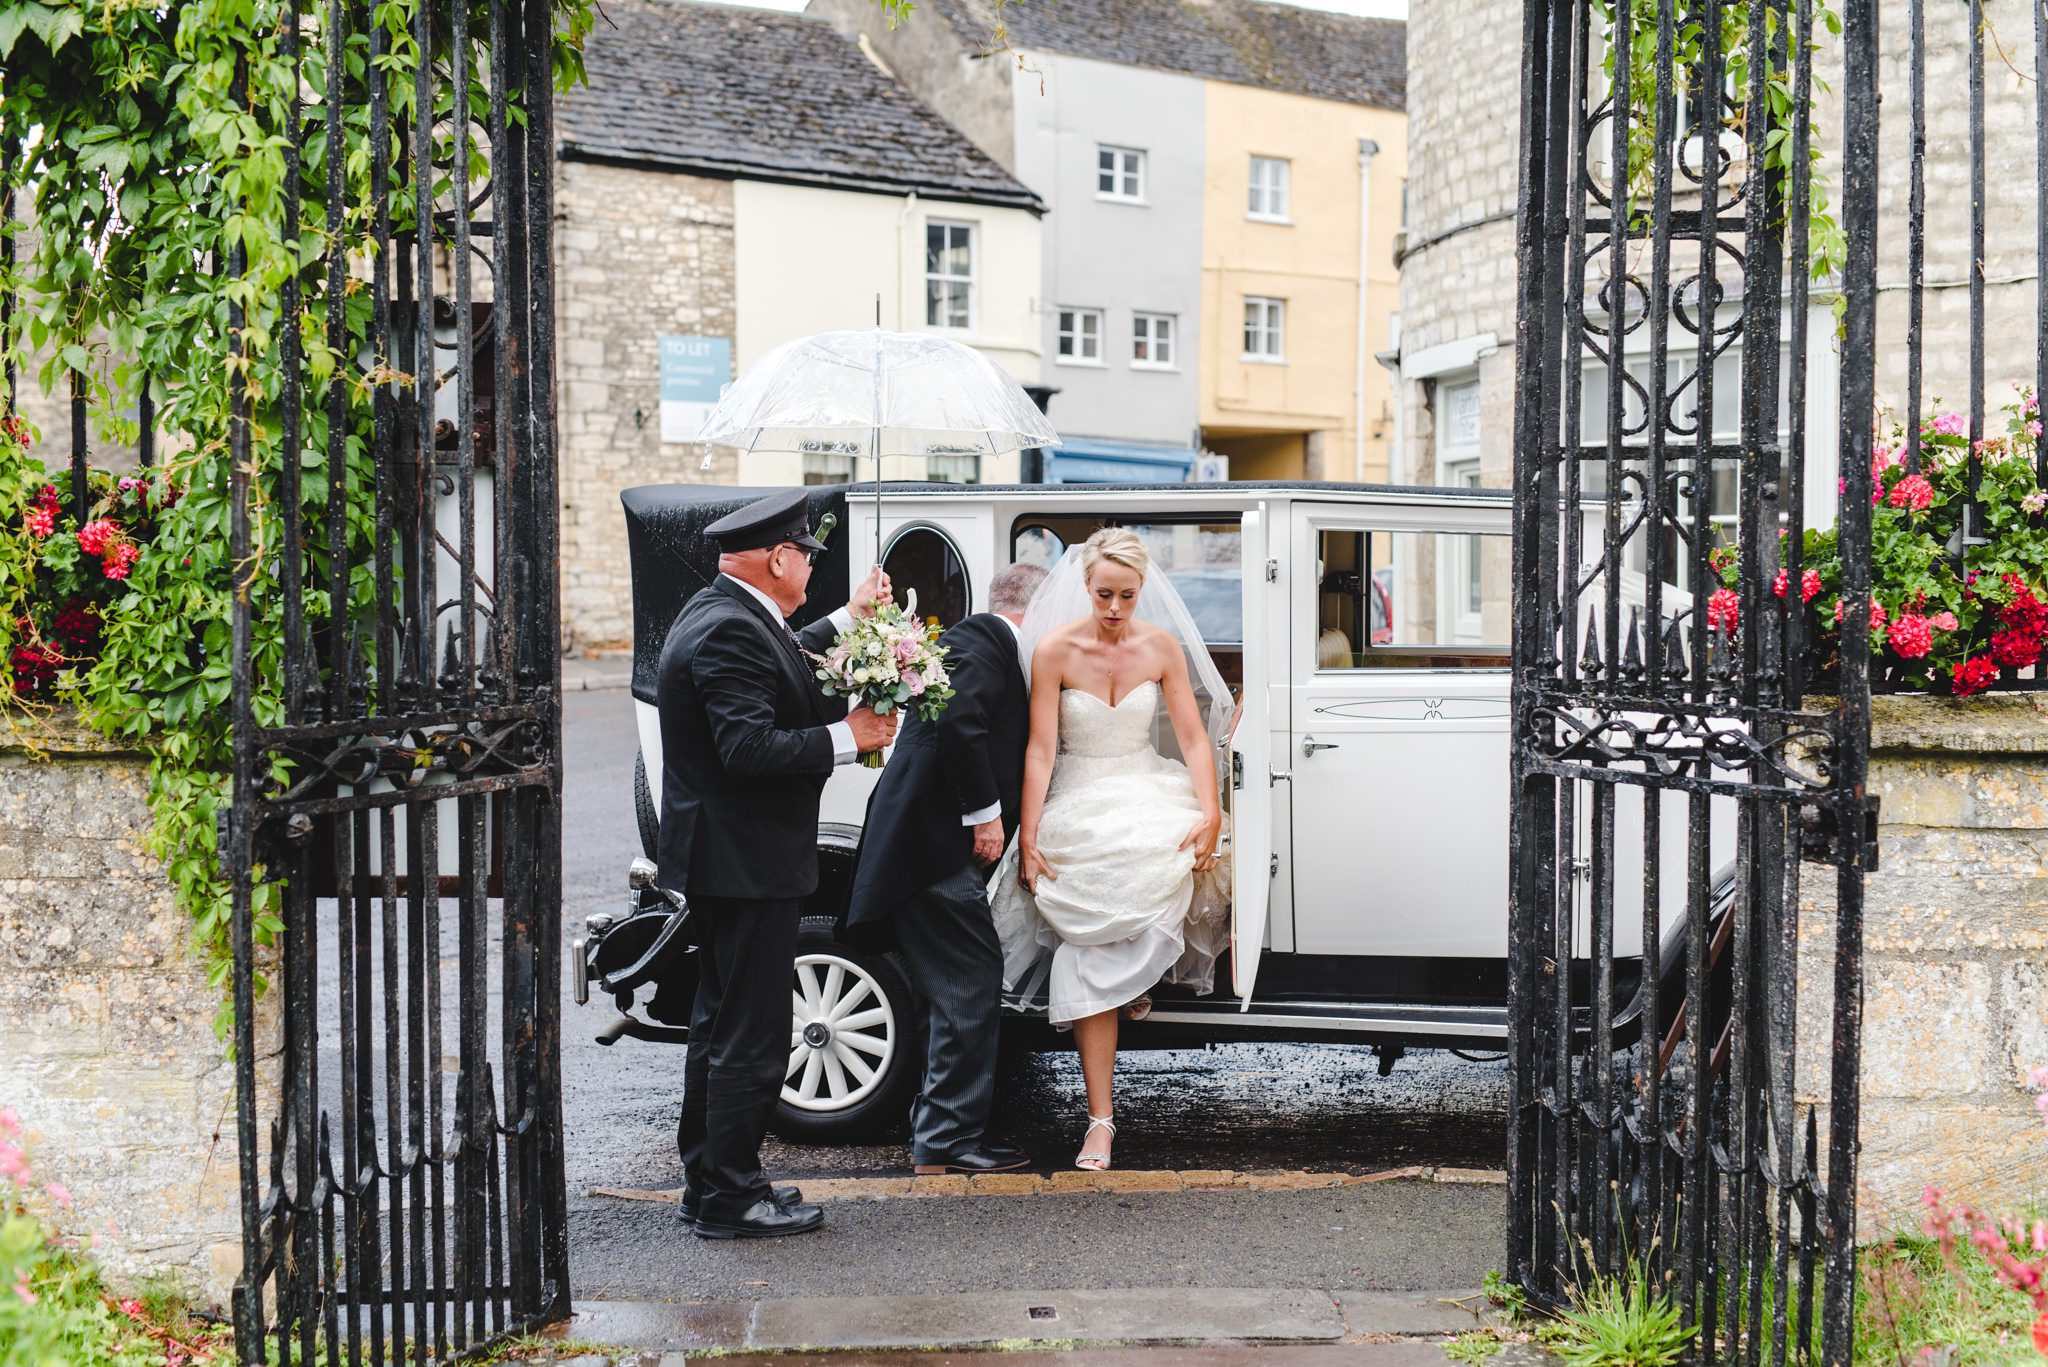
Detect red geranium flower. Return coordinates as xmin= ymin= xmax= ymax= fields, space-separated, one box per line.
xmin=1991 ymin=628 xmax=2044 ymax=669
xmin=1953 ymin=656 xmax=2002 ymax=696
xmin=1890 ymin=613 xmax=1934 ymax=659
xmin=76 ymin=519 xmax=119 ymax=556
xmin=1705 ymin=587 xmax=1740 ymax=633
xmin=1887 ymin=473 xmax=1936 ymax=512
xmin=101 ymin=542 xmax=140 ymax=581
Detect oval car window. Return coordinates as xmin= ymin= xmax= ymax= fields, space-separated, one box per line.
xmin=883 ymin=527 xmax=972 ymax=629
xmin=1012 ymin=524 xmax=1064 ymax=568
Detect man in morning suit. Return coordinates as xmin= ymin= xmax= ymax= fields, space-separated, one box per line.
xmin=657 ymin=487 xmax=896 ymax=1240
xmin=843 ymin=561 xmax=1047 ymax=1175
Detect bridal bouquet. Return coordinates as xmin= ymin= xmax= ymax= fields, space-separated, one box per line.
xmin=811 ymin=591 xmax=954 ymax=767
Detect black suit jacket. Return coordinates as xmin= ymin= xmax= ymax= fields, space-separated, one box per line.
xmin=844 ymin=613 xmax=1027 ymax=944
xmin=655 ymin=576 xmax=846 ymax=900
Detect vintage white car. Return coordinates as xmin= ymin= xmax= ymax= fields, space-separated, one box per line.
xmin=574 ymin=480 xmax=1722 ymax=1141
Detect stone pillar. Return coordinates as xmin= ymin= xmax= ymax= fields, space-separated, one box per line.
xmin=0 ymin=714 xmax=274 ymax=1308
xmin=1798 ymin=694 xmax=2048 ymax=1230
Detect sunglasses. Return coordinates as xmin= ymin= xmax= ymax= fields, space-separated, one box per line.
xmin=775 ymin=542 xmax=819 ymax=567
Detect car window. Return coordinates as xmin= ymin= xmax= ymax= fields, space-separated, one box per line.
xmin=883 ymin=525 xmax=972 ymax=629
xmin=1315 ymin=527 xmax=1510 ymax=670
xmin=1011 ymin=517 xmax=1242 ymax=646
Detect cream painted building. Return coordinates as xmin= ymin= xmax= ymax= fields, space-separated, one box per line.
xmin=1200 ymin=84 xmax=1407 ymax=483
xmin=550 ymin=0 xmax=1044 ymax=649
xmin=730 ymin=179 xmax=1043 ymax=486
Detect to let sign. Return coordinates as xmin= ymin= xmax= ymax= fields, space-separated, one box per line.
xmin=659 ymin=335 xmax=731 ymax=443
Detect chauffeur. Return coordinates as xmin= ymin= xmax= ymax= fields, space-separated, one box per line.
xmin=656 ymin=487 xmax=896 ymax=1240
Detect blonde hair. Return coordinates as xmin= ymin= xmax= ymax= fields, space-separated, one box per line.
xmin=1080 ymin=527 xmax=1150 ymax=583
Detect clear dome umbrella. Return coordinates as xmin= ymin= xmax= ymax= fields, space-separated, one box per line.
xmin=696 ymin=328 xmax=1061 ymax=563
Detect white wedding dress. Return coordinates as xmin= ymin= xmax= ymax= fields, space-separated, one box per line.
xmin=989 ymin=678 xmax=1230 ymax=1026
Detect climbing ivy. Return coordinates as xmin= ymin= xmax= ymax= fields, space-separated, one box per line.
xmin=1594 ymin=0 xmax=1846 ymax=286
xmin=0 ymin=0 xmax=595 ymax=1026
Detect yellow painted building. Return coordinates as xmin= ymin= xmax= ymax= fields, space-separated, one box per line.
xmin=1200 ymin=84 xmax=1408 ymax=483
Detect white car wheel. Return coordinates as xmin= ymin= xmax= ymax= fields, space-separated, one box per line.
xmin=783 ymin=952 xmax=897 ymax=1113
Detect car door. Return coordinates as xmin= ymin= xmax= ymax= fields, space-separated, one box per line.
xmin=1232 ymin=504 xmax=1275 ymax=1004
xmin=1286 ymin=500 xmax=1515 ymax=958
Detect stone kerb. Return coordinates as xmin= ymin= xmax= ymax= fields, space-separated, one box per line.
xmin=0 ymin=710 xmax=273 ymax=1308
xmin=1797 ymin=693 xmax=2048 ymax=1232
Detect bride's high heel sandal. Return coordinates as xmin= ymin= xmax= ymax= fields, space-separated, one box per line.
xmin=1075 ymin=1114 xmax=1116 ymax=1172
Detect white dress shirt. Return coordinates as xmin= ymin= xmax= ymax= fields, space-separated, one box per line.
xmin=961 ymin=613 xmax=1026 ymax=828
xmin=720 ymin=573 xmax=859 ymax=764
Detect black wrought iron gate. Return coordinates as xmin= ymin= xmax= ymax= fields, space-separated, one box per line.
xmin=1508 ymin=2 xmax=1880 ymax=1365
xmin=225 ymin=2 xmax=569 ymax=1361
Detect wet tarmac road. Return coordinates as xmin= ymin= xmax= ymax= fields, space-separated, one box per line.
xmin=559 ymin=688 xmax=1511 ymax=1194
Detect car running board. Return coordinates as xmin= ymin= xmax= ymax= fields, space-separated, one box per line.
xmin=1139 ymin=999 xmax=1509 ymax=1040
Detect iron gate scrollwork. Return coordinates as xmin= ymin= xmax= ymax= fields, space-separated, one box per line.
xmin=225 ymin=1 xmax=569 ymax=1361
xmin=1509 ymin=2 xmax=1879 ymax=1365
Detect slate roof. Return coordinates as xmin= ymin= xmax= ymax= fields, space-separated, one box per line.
xmin=558 ymin=1 xmax=1044 ymax=211
xmin=928 ymin=0 xmax=1405 ymax=111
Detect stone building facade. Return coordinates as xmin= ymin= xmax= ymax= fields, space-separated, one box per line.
xmin=554 ymin=161 xmax=737 ymax=653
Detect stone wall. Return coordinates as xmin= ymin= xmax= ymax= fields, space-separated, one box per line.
xmin=1798 ymin=694 xmax=2048 ymax=1232
xmin=553 ymin=158 xmax=738 ymax=654
xmin=0 ymin=714 xmax=272 ymax=1307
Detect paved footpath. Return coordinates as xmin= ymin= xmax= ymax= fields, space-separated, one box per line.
xmin=541 ymin=1173 xmax=1505 ymax=1359
xmin=511 ymin=1348 xmax=1551 ymax=1367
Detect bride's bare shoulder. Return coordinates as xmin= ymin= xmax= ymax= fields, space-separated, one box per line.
xmin=1030 ymin=626 xmax=1081 ymax=673
xmin=1131 ymin=620 xmax=1179 ymax=657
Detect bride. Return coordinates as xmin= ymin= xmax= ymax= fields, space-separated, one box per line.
xmin=989 ymin=527 xmax=1231 ymax=1172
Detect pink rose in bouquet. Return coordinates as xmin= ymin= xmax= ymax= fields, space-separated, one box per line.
xmin=810 ymin=591 xmax=955 ymax=768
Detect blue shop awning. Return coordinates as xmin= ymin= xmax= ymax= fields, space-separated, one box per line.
xmin=1042 ymin=437 xmax=1197 ymax=484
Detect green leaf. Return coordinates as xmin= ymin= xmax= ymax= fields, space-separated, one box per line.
xmin=0 ymin=5 xmax=31 ymax=57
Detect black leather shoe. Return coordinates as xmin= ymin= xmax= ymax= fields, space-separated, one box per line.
xmin=680 ymin=1184 xmax=802 ymax=1225
xmin=693 ymin=1197 xmax=825 ymax=1240
xmin=913 ymin=1144 xmax=1030 ymax=1175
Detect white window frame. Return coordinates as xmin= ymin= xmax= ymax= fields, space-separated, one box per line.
xmin=925 ymin=219 xmax=976 ymax=333
xmin=1055 ymin=307 xmax=1105 ymax=366
xmin=1242 ymin=296 xmax=1286 ymax=363
xmin=1248 ymin=155 xmax=1292 ymax=223
xmin=1434 ymin=377 xmax=1486 ymax=643
xmin=1096 ymin=144 xmax=1146 ymax=203
xmin=1131 ymin=312 xmax=1176 ymax=370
